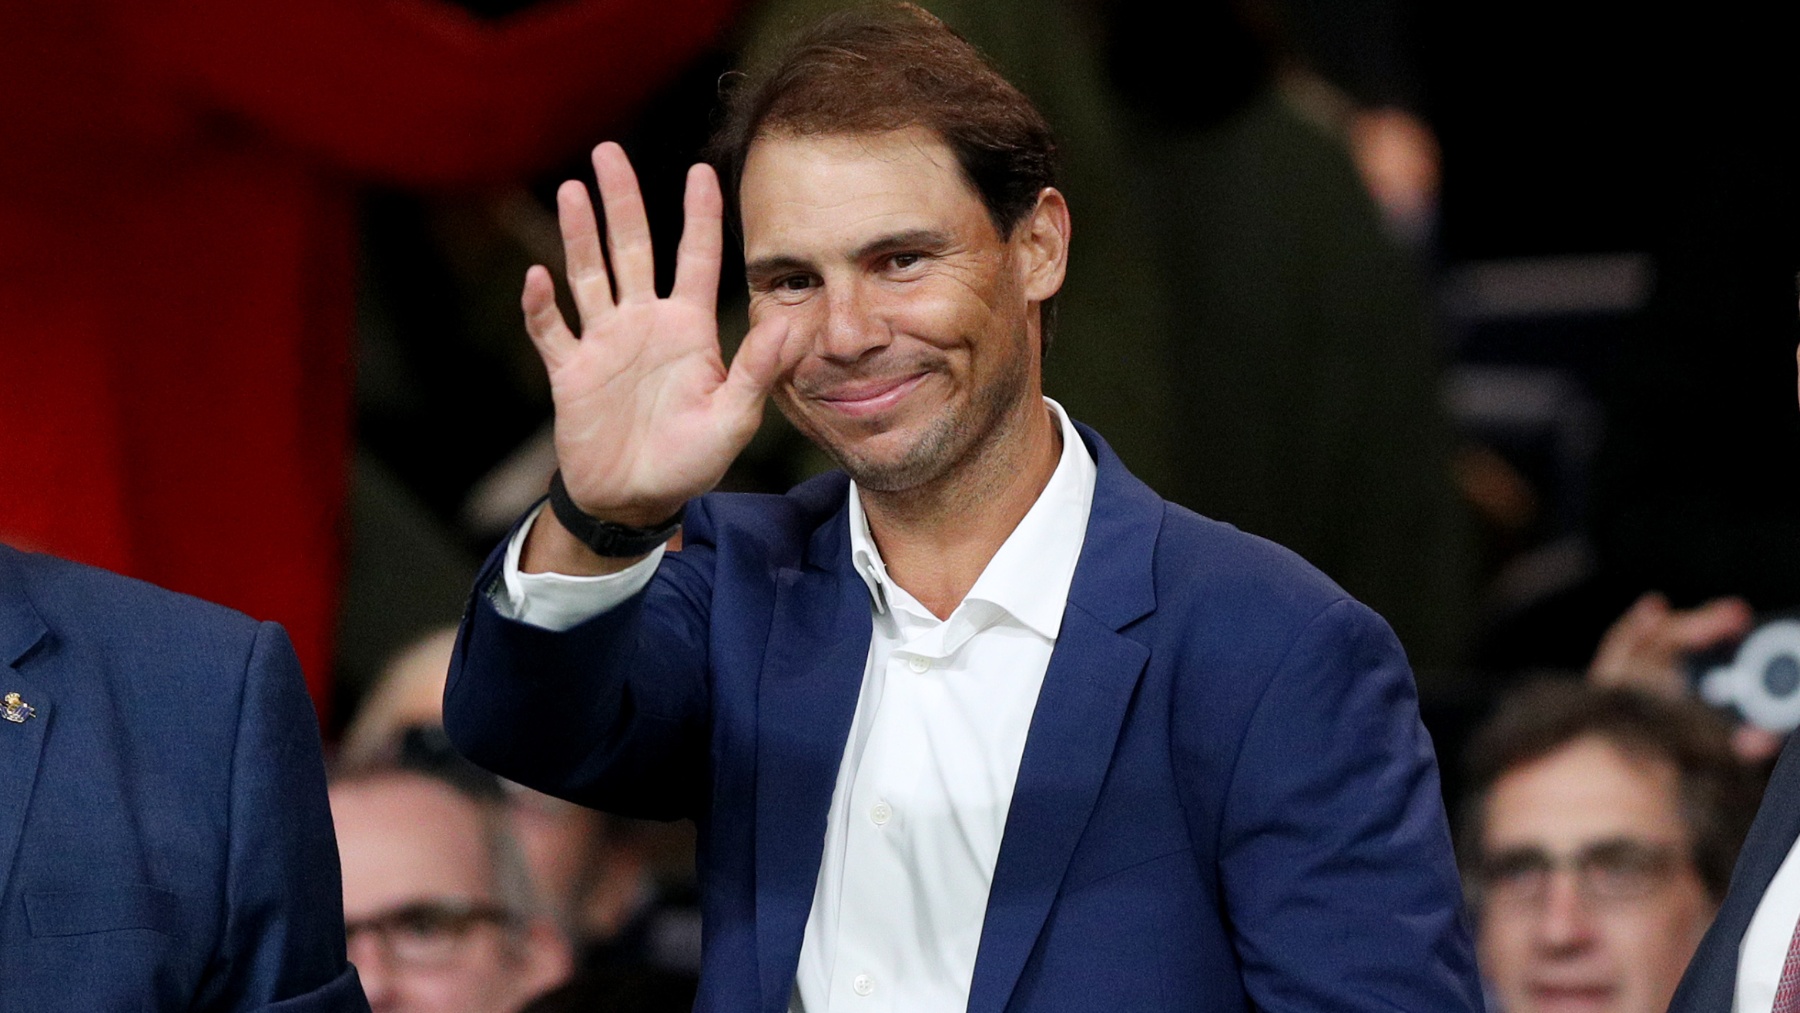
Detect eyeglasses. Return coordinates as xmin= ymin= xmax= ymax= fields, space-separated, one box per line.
xmin=345 ymin=900 xmax=516 ymax=967
xmin=1477 ymin=838 xmax=1689 ymax=910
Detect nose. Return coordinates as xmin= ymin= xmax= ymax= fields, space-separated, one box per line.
xmin=1534 ymin=869 xmax=1597 ymax=954
xmin=817 ymin=281 xmax=888 ymax=364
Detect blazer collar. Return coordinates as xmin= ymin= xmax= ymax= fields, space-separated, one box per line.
xmin=964 ymin=424 xmax=1162 ymax=1013
xmin=0 ymin=546 xmax=50 ymax=668
xmin=1064 ymin=420 xmax=1161 ymax=631
xmin=0 ymin=545 xmax=54 ymax=906
xmin=1670 ymin=734 xmax=1800 ymax=1010
xmin=796 ymin=421 xmax=1162 ymax=631
xmin=794 ymin=471 xmax=854 ymax=576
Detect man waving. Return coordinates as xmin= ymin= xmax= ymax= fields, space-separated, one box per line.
xmin=445 ymin=7 xmax=1479 ymax=1012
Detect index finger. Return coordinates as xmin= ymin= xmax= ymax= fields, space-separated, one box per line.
xmin=557 ymin=178 xmax=615 ymax=327
xmin=671 ymin=163 xmax=724 ymax=314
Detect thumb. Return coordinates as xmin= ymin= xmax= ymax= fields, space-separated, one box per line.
xmin=719 ymin=317 xmax=794 ymax=421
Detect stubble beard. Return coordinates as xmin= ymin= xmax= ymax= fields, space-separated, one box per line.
xmin=801 ymin=327 xmax=1036 ymax=499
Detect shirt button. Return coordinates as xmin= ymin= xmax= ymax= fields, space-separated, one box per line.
xmin=907 ymin=656 xmax=931 ymax=673
xmin=871 ymin=801 xmax=892 ymax=825
xmin=853 ymin=973 xmax=875 ymax=997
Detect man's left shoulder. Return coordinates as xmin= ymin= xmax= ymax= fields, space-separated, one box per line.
xmin=1146 ymin=499 xmax=1363 ymax=629
xmin=1073 ymin=420 xmax=1393 ymax=668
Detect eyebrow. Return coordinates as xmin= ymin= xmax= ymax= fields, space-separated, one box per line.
xmin=744 ymin=228 xmax=955 ymax=286
xmin=852 ymin=227 xmax=953 ymax=261
xmin=1483 ymin=836 xmax=1678 ymax=865
xmin=743 ymin=254 xmax=811 ymax=288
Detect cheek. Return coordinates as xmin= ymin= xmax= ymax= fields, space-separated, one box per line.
xmin=1633 ymin=895 xmax=1713 ymax=970
xmin=389 ymin=966 xmax=485 ymax=1012
xmin=766 ymin=382 xmax=816 ymax=442
xmin=880 ymin=283 xmax=989 ymax=343
xmin=452 ymin=939 xmax=533 ymax=1009
xmin=1476 ymin=910 xmax=1533 ymax=981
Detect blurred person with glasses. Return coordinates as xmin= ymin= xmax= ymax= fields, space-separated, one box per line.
xmin=1460 ymin=681 xmax=1761 ymax=1013
xmin=332 ymin=729 xmax=573 ymax=1013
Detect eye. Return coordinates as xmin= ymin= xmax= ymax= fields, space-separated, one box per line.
xmin=1579 ymin=841 xmax=1678 ymax=901
xmin=889 ymin=252 xmax=923 ymax=270
xmin=778 ymin=273 xmax=816 ymax=292
xmin=1479 ymin=850 xmax=1552 ymax=899
xmin=391 ymin=908 xmax=459 ymax=942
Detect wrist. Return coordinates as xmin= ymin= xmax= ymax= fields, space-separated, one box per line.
xmin=547 ymin=471 xmax=684 ymax=559
xmin=518 ymin=504 xmax=644 ymax=577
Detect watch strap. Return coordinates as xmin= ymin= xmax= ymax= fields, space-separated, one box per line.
xmin=546 ymin=471 xmax=683 ymax=558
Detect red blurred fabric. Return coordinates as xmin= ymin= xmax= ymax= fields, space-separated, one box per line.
xmin=0 ymin=0 xmax=736 ymax=714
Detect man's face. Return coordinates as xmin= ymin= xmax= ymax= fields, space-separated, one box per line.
xmin=1476 ymin=736 xmax=1716 ymax=1013
xmin=333 ymin=774 xmax=566 ymax=1013
xmin=739 ymin=127 xmax=1064 ymax=493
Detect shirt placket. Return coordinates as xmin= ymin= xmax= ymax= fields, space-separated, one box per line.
xmin=826 ymin=604 xmax=958 ymax=1012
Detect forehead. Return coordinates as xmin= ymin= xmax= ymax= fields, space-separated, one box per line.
xmin=1482 ymin=735 xmax=1688 ymax=854
xmin=738 ymin=127 xmax=988 ymax=258
xmin=332 ymin=773 xmax=495 ymax=918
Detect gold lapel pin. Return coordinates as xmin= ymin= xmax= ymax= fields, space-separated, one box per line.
xmin=3 ymin=692 xmax=35 ymax=724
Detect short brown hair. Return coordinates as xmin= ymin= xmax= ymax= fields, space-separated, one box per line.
xmin=1459 ymin=682 xmax=1762 ymax=901
xmin=706 ymin=3 xmax=1057 ymax=240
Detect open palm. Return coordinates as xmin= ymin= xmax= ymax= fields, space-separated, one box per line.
xmin=523 ymin=142 xmax=790 ymax=528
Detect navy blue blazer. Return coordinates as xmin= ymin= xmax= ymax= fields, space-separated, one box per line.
xmin=446 ymin=424 xmax=1481 ymax=1013
xmin=1669 ymin=734 xmax=1800 ymax=1011
xmin=0 ymin=546 xmax=367 ymax=1012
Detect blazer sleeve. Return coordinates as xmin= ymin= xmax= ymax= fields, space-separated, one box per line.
xmin=444 ymin=513 xmax=719 ymax=822
xmin=1208 ymin=598 xmax=1482 ymax=1012
xmin=197 ymin=621 xmax=369 ymax=1013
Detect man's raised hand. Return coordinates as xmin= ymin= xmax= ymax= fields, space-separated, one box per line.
xmin=521 ymin=143 xmax=790 ymax=562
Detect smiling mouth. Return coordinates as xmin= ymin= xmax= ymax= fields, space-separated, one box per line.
xmin=1528 ymin=983 xmax=1615 ymax=1011
xmin=814 ymin=372 xmax=928 ymax=417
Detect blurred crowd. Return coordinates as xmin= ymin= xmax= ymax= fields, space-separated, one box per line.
xmin=2 ymin=0 xmax=1796 ymax=1011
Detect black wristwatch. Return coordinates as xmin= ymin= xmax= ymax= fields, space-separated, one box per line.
xmin=546 ymin=471 xmax=684 ymax=558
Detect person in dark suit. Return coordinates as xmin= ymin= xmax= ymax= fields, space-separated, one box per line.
xmin=1671 ymin=734 xmax=1800 ymax=1012
xmin=0 ymin=543 xmax=367 ymax=1011
xmin=445 ymin=6 xmax=1480 ymax=1011
xmin=1668 ymin=345 xmax=1800 ymax=1012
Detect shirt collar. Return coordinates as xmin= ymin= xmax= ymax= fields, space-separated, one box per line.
xmin=846 ymin=397 xmax=1097 ymax=640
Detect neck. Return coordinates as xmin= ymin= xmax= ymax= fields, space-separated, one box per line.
xmin=860 ymin=398 xmax=1062 ymax=619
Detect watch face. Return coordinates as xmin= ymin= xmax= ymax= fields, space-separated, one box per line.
xmin=1696 ymin=616 xmax=1800 ymax=734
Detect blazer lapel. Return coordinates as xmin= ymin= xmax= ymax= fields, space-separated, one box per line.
xmin=1671 ymin=735 xmax=1800 ymax=1011
xmin=754 ymin=504 xmax=873 ymax=1013
xmin=0 ymin=551 xmax=52 ymax=903
xmin=967 ymin=424 xmax=1162 ymax=1013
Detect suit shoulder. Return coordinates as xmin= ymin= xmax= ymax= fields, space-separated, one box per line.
xmin=1151 ymin=501 xmax=1366 ymax=631
xmin=11 ymin=549 xmax=266 ymax=668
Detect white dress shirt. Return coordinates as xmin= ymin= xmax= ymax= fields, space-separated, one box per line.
xmin=1734 ymin=834 xmax=1800 ymax=1012
xmin=493 ymin=398 xmax=1097 ymax=1013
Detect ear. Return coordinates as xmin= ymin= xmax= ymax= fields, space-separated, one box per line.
xmin=1015 ymin=187 xmax=1071 ymax=303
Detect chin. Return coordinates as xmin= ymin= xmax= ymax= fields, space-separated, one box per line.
xmin=831 ymin=443 xmax=945 ymax=493
xmin=828 ymin=415 xmax=970 ymax=493
xmin=1520 ymin=984 xmax=1623 ymax=1013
